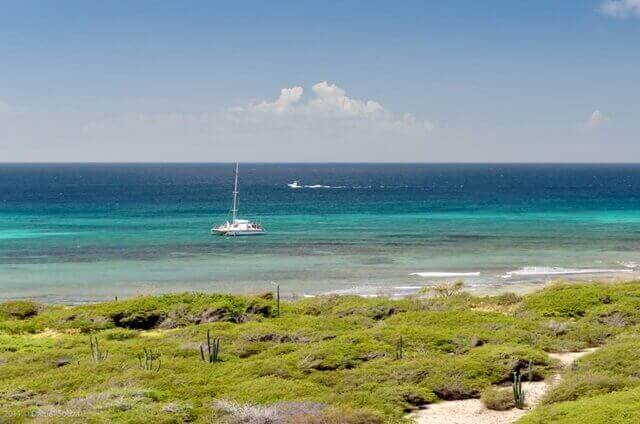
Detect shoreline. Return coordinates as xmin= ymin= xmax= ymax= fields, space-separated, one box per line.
xmin=2 ymin=270 xmax=639 ymax=305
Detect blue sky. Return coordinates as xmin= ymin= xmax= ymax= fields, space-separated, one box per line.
xmin=1 ymin=0 xmax=639 ymax=162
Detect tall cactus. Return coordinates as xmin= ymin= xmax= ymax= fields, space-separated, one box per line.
xmin=395 ymin=336 xmax=404 ymax=360
xmin=200 ymin=329 xmax=221 ymax=363
xmin=513 ymin=370 xmax=525 ymax=408
xmin=89 ymin=335 xmax=108 ymax=362
xmin=276 ymin=284 xmax=280 ymax=318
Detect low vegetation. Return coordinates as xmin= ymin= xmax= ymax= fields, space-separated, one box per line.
xmin=1 ymin=280 xmax=640 ymax=422
xmin=518 ymin=385 xmax=640 ymax=424
xmin=481 ymin=386 xmax=516 ymax=411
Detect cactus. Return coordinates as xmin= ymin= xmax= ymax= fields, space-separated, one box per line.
xmin=89 ymin=335 xmax=108 ymax=362
xmin=276 ymin=284 xmax=280 ymax=318
xmin=395 ymin=336 xmax=404 ymax=360
xmin=137 ymin=348 xmax=161 ymax=371
xmin=200 ymin=329 xmax=221 ymax=363
xmin=512 ymin=370 xmax=525 ymax=408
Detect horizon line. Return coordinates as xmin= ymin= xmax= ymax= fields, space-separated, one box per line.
xmin=2 ymin=161 xmax=640 ymax=165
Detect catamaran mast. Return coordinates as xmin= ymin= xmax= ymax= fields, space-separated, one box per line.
xmin=231 ymin=162 xmax=239 ymax=222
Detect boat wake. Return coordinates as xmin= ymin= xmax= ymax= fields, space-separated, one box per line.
xmin=304 ymin=184 xmax=344 ymax=189
xmin=287 ymin=181 xmax=370 ymax=189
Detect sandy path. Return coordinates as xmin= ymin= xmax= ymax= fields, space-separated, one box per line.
xmin=409 ymin=348 xmax=598 ymax=424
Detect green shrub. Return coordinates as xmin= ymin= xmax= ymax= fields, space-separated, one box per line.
xmin=319 ymin=406 xmax=385 ymax=424
xmin=430 ymin=369 xmax=484 ymax=400
xmin=372 ymin=384 xmax=437 ymax=408
xmin=296 ymin=335 xmax=387 ymax=371
xmin=517 ymin=385 xmax=640 ymax=424
xmin=578 ymin=339 xmax=640 ymax=377
xmin=464 ymin=344 xmax=552 ymax=383
xmin=0 ymin=301 xmax=40 ymax=319
xmin=22 ymin=293 xmax=267 ymax=332
xmin=522 ymin=283 xmax=612 ymax=318
xmin=494 ymin=292 xmax=522 ymax=306
xmin=428 ymin=280 xmax=465 ymax=298
xmin=542 ymin=372 xmax=634 ymax=404
xmin=103 ymin=328 xmax=138 ymax=341
xmin=481 ymin=386 xmax=515 ymax=410
xmin=245 ymin=296 xmax=273 ymax=317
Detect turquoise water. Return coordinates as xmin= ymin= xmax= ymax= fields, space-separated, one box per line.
xmin=2 ymin=163 xmax=640 ymax=302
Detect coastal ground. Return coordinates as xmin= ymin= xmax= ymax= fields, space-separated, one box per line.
xmin=2 ymin=280 xmax=640 ymax=423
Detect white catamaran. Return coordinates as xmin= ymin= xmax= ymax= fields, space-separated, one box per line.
xmin=211 ymin=163 xmax=265 ymax=236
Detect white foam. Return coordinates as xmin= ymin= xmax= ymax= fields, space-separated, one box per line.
xmin=410 ymin=272 xmax=481 ymax=277
xmin=618 ymin=261 xmax=639 ymax=269
xmin=326 ymin=286 xmax=377 ymax=295
xmin=501 ymin=266 xmax=634 ymax=279
xmin=169 ymin=252 xmax=195 ymax=257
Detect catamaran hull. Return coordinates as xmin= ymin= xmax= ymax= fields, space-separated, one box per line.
xmin=211 ymin=229 xmax=265 ymax=236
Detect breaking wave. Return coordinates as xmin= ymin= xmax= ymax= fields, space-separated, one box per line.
xmin=410 ymin=271 xmax=481 ymax=277
xmin=501 ymin=266 xmax=634 ymax=279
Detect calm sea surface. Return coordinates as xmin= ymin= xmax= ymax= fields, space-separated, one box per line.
xmin=2 ymin=163 xmax=640 ymax=302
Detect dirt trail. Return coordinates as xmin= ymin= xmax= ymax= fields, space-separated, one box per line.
xmin=409 ymin=348 xmax=598 ymax=424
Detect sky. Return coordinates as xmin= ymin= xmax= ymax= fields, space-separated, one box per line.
xmin=0 ymin=0 xmax=639 ymax=162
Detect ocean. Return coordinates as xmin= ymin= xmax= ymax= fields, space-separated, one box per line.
xmin=2 ymin=163 xmax=640 ymax=303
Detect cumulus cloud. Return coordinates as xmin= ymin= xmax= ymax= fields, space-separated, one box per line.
xmin=308 ymin=81 xmax=385 ymax=117
xmin=244 ymin=86 xmax=304 ymax=113
xmin=2 ymin=82 xmax=434 ymax=161
xmin=598 ymin=0 xmax=640 ymax=18
xmin=233 ymin=81 xmax=432 ymax=134
xmin=587 ymin=110 xmax=611 ymax=127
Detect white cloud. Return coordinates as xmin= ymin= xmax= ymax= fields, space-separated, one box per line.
xmin=232 ymin=81 xmax=432 ymax=135
xmin=308 ymin=81 xmax=385 ymax=117
xmin=598 ymin=0 xmax=640 ymax=18
xmin=0 ymin=100 xmax=14 ymax=114
xmin=587 ymin=110 xmax=611 ymax=127
xmin=2 ymin=82 xmax=434 ymax=161
xmin=242 ymin=86 xmax=303 ymax=113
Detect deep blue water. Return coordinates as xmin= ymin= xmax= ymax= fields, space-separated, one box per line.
xmin=2 ymin=163 xmax=640 ymax=302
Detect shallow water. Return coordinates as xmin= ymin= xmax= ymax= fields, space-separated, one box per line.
xmin=2 ymin=163 xmax=640 ymax=302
